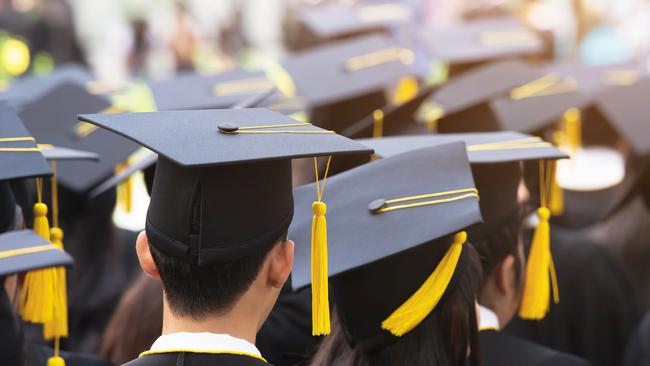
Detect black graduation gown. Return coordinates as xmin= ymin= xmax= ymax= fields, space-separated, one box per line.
xmin=624 ymin=310 xmax=650 ymax=366
xmin=25 ymin=344 xmax=113 ymax=366
xmin=505 ymin=226 xmax=640 ymax=366
xmin=257 ymin=282 xmax=316 ymax=366
xmin=123 ymin=352 xmax=272 ymax=366
xmin=480 ymin=329 xmax=592 ymax=366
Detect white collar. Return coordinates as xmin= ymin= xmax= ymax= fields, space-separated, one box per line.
xmin=478 ymin=304 xmax=500 ymax=331
xmin=149 ymin=332 xmax=262 ymax=357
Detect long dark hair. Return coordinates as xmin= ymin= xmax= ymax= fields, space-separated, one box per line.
xmin=310 ymin=245 xmax=483 ymax=366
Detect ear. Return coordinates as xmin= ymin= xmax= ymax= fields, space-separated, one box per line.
xmin=136 ymin=231 xmax=161 ymax=280
xmin=495 ymin=254 xmax=516 ymax=297
xmin=266 ymin=239 xmax=295 ymax=289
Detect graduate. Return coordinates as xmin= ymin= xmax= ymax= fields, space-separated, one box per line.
xmin=289 ymin=142 xmax=484 ymax=365
xmin=79 ymin=108 xmax=371 ymax=365
xmin=361 ymin=131 xmax=592 ymax=366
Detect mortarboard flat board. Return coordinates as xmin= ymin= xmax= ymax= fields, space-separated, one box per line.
xmin=290 ymin=142 xmax=482 ymax=348
xmin=295 ymin=2 xmax=413 ymax=46
xmin=17 ymin=82 xmax=139 ymax=194
xmin=359 ymin=131 xmax=567 ymax=163
xmin=430 ymin=59 xmax=542 ymax=133
xmin=84 ymin=88 xmax=279 ymax=200
xmin=0 ymin=229 xmax=73 ymax=277
xmin=416 ymin=16 xmax=545 ymax=70
xmin=488 ymin=62 xmax=644 ymax=134
xmin=282 ymin=34 xmax=417 ymax=131
xmin=0 ymin=63 xmax=95 ymax=107
xmin=79 ymin=108 xmax=373 ymax=264
xmin=357 ymin=131 xmax=567 ymax=236
xmin=148 ymin=69 xmax=277 ymax=111
xmin=39 ymin=145 xmax=99 ymax=162
xmin=0 ymin=101 xmax=51 ymax=181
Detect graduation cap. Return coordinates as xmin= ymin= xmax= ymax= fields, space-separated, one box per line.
xmin=290 ymin=142 xmax=482 ymax=347
xmin=86 ymin=86 xmax=281 ymax=200
xmin=0 ymin=102 xmax=75 ymax=364
xmin=0 ymin=101 xmax=52 ymax=181
xmin=487 ymin=62 xmax=640 ymax=134
xmin=0 ymin=229 xmax=73 ymax=276
xmin=0 ymin=101 xmax=51 ymax=234
xmin=0 ymin=229 xmax=74 ymax=366
xmin=292 ymin=2 xmax=413 ymax=48
xmin=415 ymin=16 xmax=546 ymax=75
xmin=79 ymin=108 xmax=373 ymax=335
xmin=429 ymin=59 xmax=542 ymax=133
xmin=16 ymin=81 xmax=139 ymax=194
xmin=148 ymin=69 xmax=277 ymax=111
xmin=591 ymin=77 xmax=650 ymax=217
xmin=358 ymin=131 xmax=568 ymax=320
xmin=0 ymin=63 xmax=94 ymax=107
xmin=282 ymin=34 xmax=417 ymax=131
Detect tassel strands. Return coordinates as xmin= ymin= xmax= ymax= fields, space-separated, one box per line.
xmin=382 ymin=231 xmax=468 ymax=336
xmin=311 ymin=156 xmax=333 ymax=336
xmin=519 ymin=160 xmax=560 ymax=320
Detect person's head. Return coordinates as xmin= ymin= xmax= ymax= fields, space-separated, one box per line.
xmin=470 ymin=162 xmax=526 ymax=326
xmin=100 ymin=274 xmax=164 ymax=365
xmin=136 ymin=228 xmax=294 ymax=328
xmin=311 ymin=242 xmax=484 ymax=366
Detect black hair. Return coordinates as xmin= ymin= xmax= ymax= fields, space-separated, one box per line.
xmin=472 ymin=208 xmax=525 ymax=289
xmin=149 ymin=232 xmax=287 ymax=319
xmin=310 ymin=245 xmax=483 ymax=366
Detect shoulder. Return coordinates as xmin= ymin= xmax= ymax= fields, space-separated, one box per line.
xmin=480 ymin=330 xmax=591 ymax=366
xmin=125 ymin=352 xmax=272 ymax=366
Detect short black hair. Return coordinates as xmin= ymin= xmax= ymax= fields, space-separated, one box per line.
xmin=150 ymin=232 xmax=287 ymax=318
xmin=472 ymin=209 xmax=524 ymax=287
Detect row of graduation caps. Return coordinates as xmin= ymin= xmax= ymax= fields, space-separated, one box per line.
xmin=1 ymin=6 xmax=650 ymax=359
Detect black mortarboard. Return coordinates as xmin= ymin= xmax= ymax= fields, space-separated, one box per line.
xmin=0 ymin=229 xmax=73 ymax=277
xmin=16 ymin=82 xmax=139 ymax=194
xmin=593 ymin=77 xmax=650 ymax=157
xmin=148 ymin=69 xmax=277 ymax=111
xmin=79 ymin=108 xmax=372 ymax=263
xmin=0 ymin=63 xmax=94 ymax=107
xmin=591 ymin=77 xmax=650 ymax=216
xmin=488 ymin=62 xmax=643 ymax=135
xmin=290 ymin=142 xmax=482 ymax=348
xmin=358 ymin=131 xmax=567 ymax=236
xmin=0 ymin=101 xmax=51 ymax=181
xmin=415 ymin=16 xmax=545 ymax=73
xmin=293 ymin=2 xmax=413 ymax=48
xmin=431 ymin=59 xmax=542 ymax=133
xmin=357 ymin=131 xmax=567 ymax=320
xmin=282 ymin=34 xmax=416 ymax=131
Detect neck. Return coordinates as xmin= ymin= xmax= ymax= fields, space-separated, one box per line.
xmin=161 ymin=300 xmax=259 ymax=344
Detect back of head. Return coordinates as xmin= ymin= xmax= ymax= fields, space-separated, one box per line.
xmin=312 ymin=243 xmax=483 ymax=366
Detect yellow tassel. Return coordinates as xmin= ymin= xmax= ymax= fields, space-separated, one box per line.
xmin=311 ymin=201 xmax=330 ymax=336
xmin=382 ymin=231 xmax=467 ymax=337
xmin=115 ymin=162 xmax=133 ymax=213
xmin=563 ymin=108 xmax=581 ymax=154
xmin=549 ymin=177 xmax=564 ymax=216
xmin=519 ymin=207 xmax=554 ymax=319
xmin=393 ymin=76 xmax=419 ymax=104
xmin=43 ymin=227 xmax=68 ymax=340
xmin=20 ymin=200 xmax=57 ymax=324
xmin=47 ymin=356 xmax=65 ymax=366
